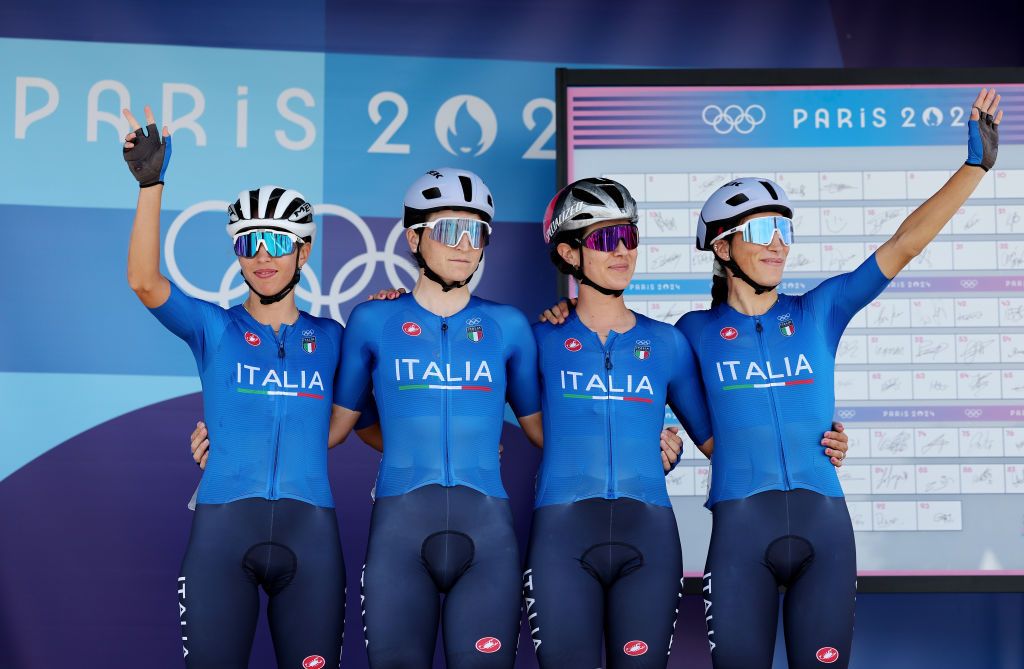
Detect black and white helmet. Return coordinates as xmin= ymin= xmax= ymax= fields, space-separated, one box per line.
xmin=402 ymin=168 xmax=494 ymax=227
xmin=696 ymin=177 xmax=793 ymax=250
xmin=543 ymin=177 xmax=637 ymax=244
xmin=226 ymin=185 xmax=316 ymax=243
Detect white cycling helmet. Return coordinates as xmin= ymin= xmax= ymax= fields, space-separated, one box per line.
xmin=402 ymin=168 xmax=494 ymax=227
xmin=227 ymin=185 xmax=317 ymax=244
xmin=696 ymin=177 xmax=792 ymax=251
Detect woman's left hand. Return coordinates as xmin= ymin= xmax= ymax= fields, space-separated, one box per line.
xmin=823 ymin=421 xmax=849 ymax=467
xmin=661 ymin=426 xmax=683 ymax=472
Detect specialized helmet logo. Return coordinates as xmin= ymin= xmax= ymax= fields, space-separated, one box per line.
xmin=302 ymin=655 xmax=326 ymax=669
xmin=564 ymin=338 xmax=583 ymax=352
xmin=244 ymin=331 xmax=262 ymax=347
xmin=435 ymin=95 xmax=498 ymax=157
xmin=702 ymin=104 xmax=766 ymax=135
xmin=623 ymin=640 xmax=649 ymax=656
xmin=634 ymin=340 xmax=651 ymax=360
xmin=816 ymin=647 xmax=839 ymax=664
xmin=720 ymin=327 xmax=738 ymax=341
xmin=475 ymin=637 xmax=502 ymax=653
xmin=402 ymin=322 xmax=422 ymax=337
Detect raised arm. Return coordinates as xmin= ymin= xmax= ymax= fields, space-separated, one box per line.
xmin=123 ymin=105 xmax=172 ymax=308
xmin=876 ymin=88 xmax=1001 ymax=279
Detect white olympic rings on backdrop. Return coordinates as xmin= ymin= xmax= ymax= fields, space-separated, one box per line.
xmin=701 ymin=104 xmax=766 ymax=135
xmin=165 ymin=200 xmax=485 ymax=324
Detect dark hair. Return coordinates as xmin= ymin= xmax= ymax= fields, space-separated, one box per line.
xmin=548 ymin=230 xmax=582 ymax=276
xmin=710 ymin=238 xmax=731 ymax=307
xmin=711 ymin=273 xmax=728 ymax=307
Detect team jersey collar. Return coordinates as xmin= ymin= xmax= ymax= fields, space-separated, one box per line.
xmin=566 ymin=307 xmax=640 ymax=344
xmin=233 ymin=302 xmax=305 ymax=334
xmin=717 ymin=294 xmax=784 ymax=321
xmin=408 ymin=290 xmax=481 ymax=321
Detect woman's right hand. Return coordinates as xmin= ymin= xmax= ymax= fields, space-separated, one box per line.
xmin=190 ymin=421 xmax=209 ymax=470
xmin=538 ymin=298 xmax=577 ymax=324
xmin=122 ymin=105 xmax=171 ymax=187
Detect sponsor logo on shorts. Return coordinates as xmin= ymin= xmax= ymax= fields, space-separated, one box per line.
xmin=720 ymin=326 xmax=738 ymax=341
xmin=816 ymin=647 xmax=839 ymax=664
xmin=476 ymin=637 xmax=502 ymax=653
xmin=244 ymin=331 xmax=261 ymax=346
xmin=564 ymin=337 xmax=583 ymax=352
xmin=402 ymin=321 xmax=422 ymax=336
xmin=302 ymin=655 xmax=326 ymax=669
xmin=624 ymin=640 xmax=648 ymax=656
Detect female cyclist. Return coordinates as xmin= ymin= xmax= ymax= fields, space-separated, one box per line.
xmin=123 ymin=105 xmax=372 ymax=668
xmin=677 ymin=89 xmax=1001 ymax=669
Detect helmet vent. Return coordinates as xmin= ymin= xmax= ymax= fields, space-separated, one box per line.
xmin=487 ymin=194 xmax=493 ymax=206
xmin=759 ymin=180 xmax=779 ymax=199
xmin=725 ymin=193 xmax=750 ymax=207
xmin=600 ymin=185 xmax=625 ymax=209
xmin=573 ymin=212 xmax=594 ymax=221
xmin=458 ymin=175 xmax=473 ymax=203
xmin=571 ymin=187 xmax=604 ymax=205
xmin=421 ymin=187 xmax=442 ymax=200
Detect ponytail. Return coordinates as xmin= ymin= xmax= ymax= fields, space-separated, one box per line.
xmin=711 ymin=273 xmax=728 ymax=308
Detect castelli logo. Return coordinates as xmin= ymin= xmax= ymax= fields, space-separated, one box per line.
xmin=720 ymin=326 xmax=738 ymax=341
xmin=402 ymin=322 xmax=422 ymax=336
xmin=302 ymin=655 xmax=326 ymax=669
xmin=564 ymin=338 xmax=583 ymax=352
xmin=244 ymin=331 xmax=261 ymax=346
xmin=816 ymin=647 xmax=839 ymax=664
xmin=623 ymin=640 xmax=648 ymax=656
xmin=475 ymin=637 xmax=501 ymax=653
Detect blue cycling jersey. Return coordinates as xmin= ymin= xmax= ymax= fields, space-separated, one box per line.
xmin=675 ymin=253 xmax=891 ymax=508
xmin=150 ymin=282 xmax=370 ymax=507
xmin=335 ymin=292 xmax=540 ymax=499
xmin=532 ymin=311 xmax=712 ymax=508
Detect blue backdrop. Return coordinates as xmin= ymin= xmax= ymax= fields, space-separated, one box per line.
xmin=2 ymin=1 xmax=1023 ymax=667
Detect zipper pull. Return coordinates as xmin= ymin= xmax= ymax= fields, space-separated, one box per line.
xmin=605 ymin=352 xmax=613 ymax=370
xmin=278 ymin=341 xmax=285 ymax=358
xmin=441 ymin=321 xmax=448 ymax=333
xmin=755 ymin=319 xmax=763 ymax=333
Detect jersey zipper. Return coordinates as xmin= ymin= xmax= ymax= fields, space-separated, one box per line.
xmin=603 ymin=335 xmax=615 ymax=498
xmin=441 ymin=318 xmax=452 ymax=486
xmin=754 ymin=317 xmax=791 ymax=489
xmin=268 ymin=324 xmax=288 ymax=499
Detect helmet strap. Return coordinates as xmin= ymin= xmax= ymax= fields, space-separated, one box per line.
xmin=571 ymin=246 xmax=624 ymax=298
xmin=412 ymin=231 xmax=477 ymax=292
xmin=715 ymin=239 xmax=777 ymax=296
xmin=244 ymin=251 xmax=303 ymax=305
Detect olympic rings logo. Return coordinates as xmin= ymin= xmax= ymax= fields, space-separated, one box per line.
xmin=466 ymin=317 xmax=483 ymax=326
xmin=701 ymin=104 xmax=766 ymax=135
xmin=960 ymin=279 xmax=979 ymax=289
xmin=164 ymin=200 xmax=485 ymax=325
xmin=965 ymin=409 xmax=983 ymax=418
xmin=635 ymin=340 xmax=651 ymax=346
xmin=837 ymin=410 xmax=856 ymax=419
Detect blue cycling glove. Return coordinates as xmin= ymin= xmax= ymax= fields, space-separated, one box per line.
xmin=966 ymin=108 xmax=998 ymax=171
xmin=123 ymin=123 xmax=171 ymax=187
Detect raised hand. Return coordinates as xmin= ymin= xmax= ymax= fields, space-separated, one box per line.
xmin=966 ymin=88 xmax=1002 ymax=172
xmin=122 ymin=105 xmax=171 ymax=187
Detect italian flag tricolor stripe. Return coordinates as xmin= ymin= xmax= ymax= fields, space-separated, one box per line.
xmin=563 ymin=393 xmax=653 ymax=403
xmin=398 ymin=384 xmax=492 ymax=391
xmin=722 ymin=379 xmax=814 ymax=391
xmin=236 ymin=388 xmax=324 ymax=399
